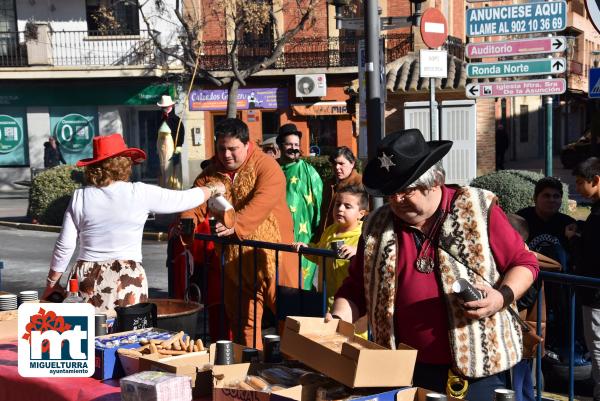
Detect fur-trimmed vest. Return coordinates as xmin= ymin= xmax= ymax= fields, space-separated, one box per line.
xmin=363 ymin=187 xmax=522 ymax=378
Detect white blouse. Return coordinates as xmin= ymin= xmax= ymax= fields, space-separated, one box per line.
xmin=50 ymin=181 xmax=205 ymax=273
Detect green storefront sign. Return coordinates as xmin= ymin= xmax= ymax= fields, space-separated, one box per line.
xmin=50 ymin=107 xmax=98 ymax=165
xmin=0 ymin=110 xmax=28 ymax=166
xmin=0 ymin=115 xmax=23 ymax=153
xmin=0 ymin=82 xmax=176 ymax=107
xmin=54 ymin=114 xmax=94 ymax=151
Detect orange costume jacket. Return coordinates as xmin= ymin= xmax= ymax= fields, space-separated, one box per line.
xmin=181 ymin=143 xmax=298 ymax=290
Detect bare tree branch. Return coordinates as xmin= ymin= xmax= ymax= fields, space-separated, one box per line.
xmin=138 ymin=0 xmax=222 ymax=86
xmin=136 ymin=0 xmax=319 ymax=114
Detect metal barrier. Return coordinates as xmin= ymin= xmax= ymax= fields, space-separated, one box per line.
xmin=536 ymin=271 xmax=600 ymax=401
xmin=186 ymin=234 xmax=599 ymax=400
xmin=192 ymin=232 xmax=336 ymax=348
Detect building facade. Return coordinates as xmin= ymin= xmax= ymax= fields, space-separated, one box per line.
xmin=0 ymin=0 xmax=182 ymax=189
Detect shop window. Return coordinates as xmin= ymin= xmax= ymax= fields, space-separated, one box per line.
xmin=86 ymin=0 xmax=140 ymax=35
xmin=308 ymin=116 xmax=337 ymax=156
xmin=261 ymin=111 xmax=279 ymax=141
xmin=519 ymin=105 xmax=529 ymax=143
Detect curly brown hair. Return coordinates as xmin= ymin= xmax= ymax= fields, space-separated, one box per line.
xmin=85 ymin=156 xmax=133 ymax=187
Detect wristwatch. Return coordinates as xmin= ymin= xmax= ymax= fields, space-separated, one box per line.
xmin=498 ymin=285 xmax=515 ymax=309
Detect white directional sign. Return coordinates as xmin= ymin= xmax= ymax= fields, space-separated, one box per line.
xmin=467 ymin=58 xmax=566 ymax=79
xmin=420 ymin=50 xmax=448 ymax=78
xmin=466 ymin=2 xmax=567 ymax=37
xmin=466 ymin=79 xmax=566 ymax=99
xmin=466 ymin=37 xmax=566 ymax=59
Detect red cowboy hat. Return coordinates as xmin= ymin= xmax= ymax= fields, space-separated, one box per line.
xmin=76 ymin=134 xmax=146 ymax=167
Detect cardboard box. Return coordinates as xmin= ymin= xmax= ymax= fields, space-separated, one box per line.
xmin=213 ymin=362 xmax=304 ymax=401
xmin=119 ymin=351 xmax=160 ymax=376
xmin=94 ymin=328 xmax=176 ymax=380
xmin=281 ymin=317 xmax=417 ymax=388
xmin=143 ymin=351 xmax=212 ymax=397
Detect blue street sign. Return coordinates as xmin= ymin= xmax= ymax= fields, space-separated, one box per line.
xmin=589 ymin=68 xmax=600 ymax=98
xmin=466 ymin=1 xmax=567 ymax=37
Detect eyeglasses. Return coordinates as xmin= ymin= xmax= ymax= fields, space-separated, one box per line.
xmin=390 ymin=187 xmax=420 ymax=202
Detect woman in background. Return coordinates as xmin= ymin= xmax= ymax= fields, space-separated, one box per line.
xmin=315 ymin=146 xmax=362 ymax=239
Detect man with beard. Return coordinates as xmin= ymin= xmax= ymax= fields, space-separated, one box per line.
xmin=180 ymin=118 xmax=297 ymax=347
xmin=277 ymin=123 xmax=323 ymax=289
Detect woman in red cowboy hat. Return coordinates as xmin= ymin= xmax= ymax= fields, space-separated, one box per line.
xmin=41 ymin=133 xmax=224 ymax=315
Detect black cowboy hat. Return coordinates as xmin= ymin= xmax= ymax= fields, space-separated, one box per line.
xmin=362 ymin=129 xmax=453 ymax=197
xmin=276 ymin=123 xmax=302 ymax=145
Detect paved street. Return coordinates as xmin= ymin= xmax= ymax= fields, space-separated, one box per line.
xmin=0 ymin=225 xmax=169 ymax=298
xmin=0 ymin=188 xmax=170 ymax=297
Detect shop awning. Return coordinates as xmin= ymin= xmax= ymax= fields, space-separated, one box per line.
xmin=0 ymin=81 xmax=175 ymax=107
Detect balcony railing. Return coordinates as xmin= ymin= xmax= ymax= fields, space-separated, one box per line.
xmin=0 ymin=31 xmax=415 ymax=70
xmin=444 ymin=35 xmax=465 ymax=60
xmin=52 ymin=30 xmax=155 ymax=66
xmin=0 ymin=32 xmax=26 ymax=67
xmin=0 ymin=30 xmax=156 ymax=68
xmin=199 ymin=34 xmax=412 ymax=71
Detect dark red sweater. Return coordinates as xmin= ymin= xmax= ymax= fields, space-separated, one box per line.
xmin=335 ymin=186 xmax=539 ymax=364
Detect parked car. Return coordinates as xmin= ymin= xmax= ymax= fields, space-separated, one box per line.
xmin=560 ymin=129 xmax=600 ymax=169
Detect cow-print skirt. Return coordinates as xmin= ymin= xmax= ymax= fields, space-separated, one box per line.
xmin=74 ymin=259 xmax=149 ymax=315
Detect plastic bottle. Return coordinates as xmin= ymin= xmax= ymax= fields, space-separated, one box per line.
xmin=62 ymin=278 xmax=83 ymax=303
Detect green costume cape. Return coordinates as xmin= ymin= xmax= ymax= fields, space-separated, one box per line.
xmin=281 ymin=159 xmax=323 ymax=289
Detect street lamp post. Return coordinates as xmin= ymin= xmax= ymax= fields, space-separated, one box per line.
xmin=591 ymin=50 xmax=600 ymax=157
xmin=563 ymin=37 xmax=575 ymax=148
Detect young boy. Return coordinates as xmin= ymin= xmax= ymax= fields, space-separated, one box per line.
xmin=293 ymin=184 xmax=368 ymax=311
xmin=566 ymin=157 xmax=600 ymax=401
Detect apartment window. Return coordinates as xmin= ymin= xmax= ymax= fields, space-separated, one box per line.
xmin=241 ymin=0 xmax=273 ymax=44
xmin=519 ymin=105 xmax=529 ymax=143
xmin=0 ymin=0 xmax=16 ymax=33
xmin=86 ymin=0 xmax=140 ymax=35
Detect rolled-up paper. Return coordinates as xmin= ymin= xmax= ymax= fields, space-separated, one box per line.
xmin=452 ymin=278 xmax=482 ymax=302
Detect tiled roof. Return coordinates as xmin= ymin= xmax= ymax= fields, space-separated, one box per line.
xmin=386 ymin=52 xmax=470 ymax=93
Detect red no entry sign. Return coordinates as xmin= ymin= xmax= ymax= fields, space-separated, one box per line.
xmin=420 ymin=8 xmax=448 ymax=49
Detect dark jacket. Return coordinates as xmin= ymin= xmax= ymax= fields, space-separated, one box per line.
xmin=43 ymin=142 xmax=66 ymax=168
xmin=571 ymin=200 xmax=600 ymax=307
xmin=162 ymin=113 xmax=185 ymax=148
